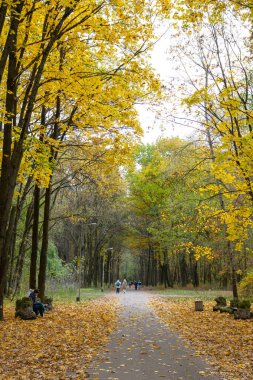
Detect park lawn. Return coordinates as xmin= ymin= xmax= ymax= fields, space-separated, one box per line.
xmin=150 ymin=297 xmax=253 ymax=380
xmin=156 ymin=288 xmax=233 ymax=300
xmin=0 ymin=296 xmax=119 ymax=379
xmin=46 ymin=287 xmax=104 ymax=302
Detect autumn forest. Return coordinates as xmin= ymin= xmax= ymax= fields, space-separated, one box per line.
xmin=1 ymin=0 xmax=253 ymax=326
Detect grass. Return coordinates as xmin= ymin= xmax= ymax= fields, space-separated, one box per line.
xmin=156 ymin=288 xmax=233 ymax=300
xmin=3 ymin=287 xmax=107 ymax=321
xmin=47 ymin=287 xmax=105 ymax=303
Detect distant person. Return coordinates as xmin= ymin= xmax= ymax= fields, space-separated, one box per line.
xmin=137 ymin=280 xmax=142 ymax=290
xmin=122 ymin=278 xmax=128 ymax=293
xmin=29 ymin=289 xmax=45 ymax=317
xmin=134 ymin=280 xmax=138 ymax=290
xmin=115 ymin=279 xmax=121 ymax=294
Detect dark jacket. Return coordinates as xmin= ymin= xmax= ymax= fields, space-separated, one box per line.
xmin=29 ymin=291 xmax=37 ymax=304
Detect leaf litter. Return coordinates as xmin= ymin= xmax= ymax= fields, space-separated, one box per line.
xmin=149 ymin=297 xmax=253 ymax=380
xmin=0 ymin=297 xmax=119 ymax=379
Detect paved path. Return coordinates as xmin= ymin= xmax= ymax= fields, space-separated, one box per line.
xmin=87 ymin=290 xmax=220 ymax=380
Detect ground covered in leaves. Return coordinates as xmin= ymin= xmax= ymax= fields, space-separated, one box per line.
xmin=0 ymin=297 xmax=119 ymax=379
xmin=150 ymin=298 xmax=253 ymax=380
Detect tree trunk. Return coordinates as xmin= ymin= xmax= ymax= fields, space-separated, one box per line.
xmin=7 ymin=177 xmax=33 ymax=296
xmin=228 ymin=241 xmax=238 ymax=299
xmin=30 ymin=185 xmax=40 ymax=289
xmin=165 ymin=262 xmax=173 ymax=287
xmin=93 ymin=230 xmax=99 ymax=287
xmin=179 ymin=252 xmax=188 ymax=287
xmin=87 ymin=232 xmax=93 ymax=287
xmin=38 ymin=186 xmax=51 ymax=301
xmin=145 ymin=246 xmax=151 ymax=286
xmin=189 ymin=252 xmax=199 ymax=287
xmin=0 ymin=1 xmax=24 ymax=320
xmin=30 ymin=103 xmax=46 ymax=289
xmin=0 ymin=2 xmax=7 ymax=37
xmin=12 ymin=202 xmax=33 ymax=297
xmin=5 ymin=206 xmax=17 ymax=296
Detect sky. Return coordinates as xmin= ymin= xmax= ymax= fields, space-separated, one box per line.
xmin=137 ymin=28 xmax=196 ymax=144
xmin=138 ymin=12 xmax=250 ymax=145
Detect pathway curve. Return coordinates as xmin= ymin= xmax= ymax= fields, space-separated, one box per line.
xmin=87 ymin=290 xmax=220 ymax=380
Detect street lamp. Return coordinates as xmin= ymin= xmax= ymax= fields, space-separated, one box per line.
xmin=76 ymin=221 xmax=97 ymax=302
xmin=101 ymin=253 xmax=105 ymax=292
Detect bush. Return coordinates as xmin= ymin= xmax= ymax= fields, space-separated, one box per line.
xmin=230 ymin=299 xmax=239 ymax=308
xmin=238 ymin=299 xmax=251 ymax=310
xmin=238 ymin=272 xmax=253 ymax=299
xmin=214 ymin=296 xmax=227 ymax=306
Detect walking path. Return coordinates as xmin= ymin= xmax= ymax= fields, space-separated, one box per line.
xmin=87 ymin=290 xmax=220 ymax=380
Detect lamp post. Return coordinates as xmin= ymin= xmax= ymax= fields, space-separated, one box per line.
xmin=76 ymin=221 xmax=96 ymax=302
xmin=101 ymin=253 xmax=105 ymax=292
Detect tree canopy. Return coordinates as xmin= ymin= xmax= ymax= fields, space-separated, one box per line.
xmin=1 ymin=0 xmax=253 ymax=319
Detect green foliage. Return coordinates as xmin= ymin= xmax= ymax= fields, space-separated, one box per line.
xmin=230 ymin=299 xmax=239 ymax=308
xmin=48 ymin=287 xmax=103 ymax=302
xmin=238 ymin=272 xmax=253 ymax=300
xmin=127 ymin=137 xmax=216 ymax=259
xmin=238 ymin=299 xmax=251 ymax=310
xmin=158 ymin=289 xmax=232 ymax=301
xmin=120 ymin=251 xmax=139 ymax=281
xmin=47 ymin=241 xmax=72 ymax=280
xmin=214 ymin=296 xmax=227 ymax=306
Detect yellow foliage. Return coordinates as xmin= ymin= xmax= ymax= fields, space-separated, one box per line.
xmin=178 ymin=241 xmax=214 ymax=260
xmin=0 ymin=0 xmax=165 ymax=191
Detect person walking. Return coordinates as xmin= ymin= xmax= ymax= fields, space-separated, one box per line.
xmin=122 ymin=278 xmax=127 ymax=293
xmin=115 ymin=279 xmax=121 ymax=294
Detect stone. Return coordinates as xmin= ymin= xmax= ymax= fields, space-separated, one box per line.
xmin=195 ymin=300 xmax=204 ymax=311
xmin=234 ymin=309 xmax=251 ymax=320
xmin=15 ymin=306 xmax=36 ymax=320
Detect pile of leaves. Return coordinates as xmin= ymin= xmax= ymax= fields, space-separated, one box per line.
xmin=0 ymin=297 xmax=119 ymax=379
xmin=149 ymin=298 xmax=253 ymax=380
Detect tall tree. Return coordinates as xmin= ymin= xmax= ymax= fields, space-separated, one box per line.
xmin=0 ymin=0 xmax=168 ymax=319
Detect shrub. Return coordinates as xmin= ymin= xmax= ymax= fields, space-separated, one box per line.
xmin=214 ymin=296 xmax=227 ymax=306
xmin=238 ymin=272 xmax=253 ymax=299
xmin=238 ymin=299 xmax=251 ymax=310
xmin=230 ymin=299 xmax=239 ymax=308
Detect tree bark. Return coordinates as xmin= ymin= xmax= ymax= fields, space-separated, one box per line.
xmin=0 ymin=1 xmax=7 ymax=37
xmin=145 ymin=245 xmax=151 ymax=286
xmin=179 ymin=252 xmax=188 ymax=287
xmin=0 ymin=1 xmax=24 ymax=319
xmin=38 ymin=186 xmax=51 ymax=301
xmin=228 ymin=241 xmax=238 ymax=299
xmin=12 ymin=202 xmax=33 ymax=298
xmin=30 ymin=185 xmax=40 ymax=289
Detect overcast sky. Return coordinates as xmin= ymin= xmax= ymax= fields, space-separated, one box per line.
xmin=137 ymin=28 xmax=195 ymax=144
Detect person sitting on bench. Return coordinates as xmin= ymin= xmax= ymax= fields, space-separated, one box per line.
xmin=29 ymin=289 xmax=45 ymax=317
